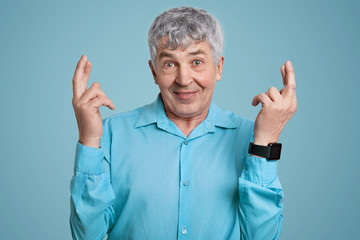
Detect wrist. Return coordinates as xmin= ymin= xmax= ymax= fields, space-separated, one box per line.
xmin=253 ymin=139 xmax=270 ymax=146
xmin=253 ymin=136 xmax=279 ymax=146
xmin=79 ymin=137 xmax=101 ymax=148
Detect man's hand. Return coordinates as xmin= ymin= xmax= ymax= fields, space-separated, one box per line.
xmin=72 ymin=55 xmax=115 ymax=148
xmin=252 ymin=61 xmax=297 ymax=146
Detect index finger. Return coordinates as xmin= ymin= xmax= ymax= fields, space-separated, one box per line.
xmin=72 ymin=55 xmax=87 ymax=100
xmin=282 ymin=61 xmax=296 ymax=97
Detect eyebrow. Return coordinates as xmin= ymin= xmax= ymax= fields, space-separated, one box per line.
xmin=188 ymin=49 xmax=207 ymax=56
xmin=158 ymin=52 xmax=174 ymax=59
xmin=158 ymin=49 xmax=207 ymax=60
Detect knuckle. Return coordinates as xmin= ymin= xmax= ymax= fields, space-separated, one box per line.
xmin=102 ymin=96 xmax=110 ymax=104
xmin=266 ymin=102 xmax=274 ymax=108
xmin=92 ymin=97 xmax=100 ymax=106
xmin=269 ymin=102 xmax=284 ymax=112
xmin=79 ymin=103 xmax=88 ymax=111
xmin=269 ymin=86 xmax=278 ymax=92
xmin=93 ymin=82 xmax=101 ymax=88
xmin=98 ymin=89 xmax=106 ymax=97
xmin=95 ymin=95 xmax=103 ymax=102
xmin=285 ymin=103 xmax=296 ymax=113
xmin=105 ymin=97 xmax=111 ymax=105
xmin=98 ymin=96 xmax=107 ymax=104
xmin=95 ymin=97 xmax=105 ymax=107
xmin=74 ymin=102 xmax=81 ymax=110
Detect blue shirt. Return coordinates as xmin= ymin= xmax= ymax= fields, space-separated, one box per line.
xmin=70 ymin=95 xmax=283 ymax=240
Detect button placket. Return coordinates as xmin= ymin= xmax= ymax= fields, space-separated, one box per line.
xmin=178 ymin=139 xmax=191 ymax=239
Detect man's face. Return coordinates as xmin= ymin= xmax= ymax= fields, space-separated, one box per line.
xmin=149 ymin=40 xmax=224 ymax=119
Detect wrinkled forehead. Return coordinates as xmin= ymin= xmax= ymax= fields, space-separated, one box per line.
xmin=156 ymin=38 xmax=213 ymax=62
xmin=156 ymin=35 xmax=205 ymax=52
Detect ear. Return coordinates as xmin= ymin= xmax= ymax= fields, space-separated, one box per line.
xmin=216 ymin=56 xmax=224 ymax=82
xmin=148 ymin=60 xmax=158 ymax=84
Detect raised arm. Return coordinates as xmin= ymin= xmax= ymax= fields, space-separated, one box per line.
xmin=72 ymin=55 xmax=115 ymax=147
xmin=70 ymin=55 xmax=116 ymax=239
xmin=239 ymin=61 xmax=297 ymax=239
xmin=251 ymin=60 xmax=297 ymax=146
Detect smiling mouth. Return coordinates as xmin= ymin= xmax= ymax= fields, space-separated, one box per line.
xmin=174 ymin=91 xmax=197 ymax=100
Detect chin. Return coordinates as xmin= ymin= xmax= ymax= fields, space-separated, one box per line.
xmin=162 ymin=93 xmax=209 ymax=118
xmin=173 ymin=104 xmax=204 ymax=118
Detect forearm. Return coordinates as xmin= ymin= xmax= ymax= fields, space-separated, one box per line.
xmin=238 ymin=155 xmax=283 ymax=240
xmin=70 ymin=142 xmax=116 ymax=240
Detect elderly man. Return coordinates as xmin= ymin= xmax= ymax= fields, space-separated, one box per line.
xmin=70 ymin=7 xmax=297 ymax=240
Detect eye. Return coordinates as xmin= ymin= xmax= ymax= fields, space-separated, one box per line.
xmin=164 ymin=62 xmax=174 ymax=67
xmin=193 ymin=60 xmax=202 ymax=66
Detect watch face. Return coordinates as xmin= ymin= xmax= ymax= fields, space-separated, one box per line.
xmin=269 ymin=143 xmax=282 ymax=160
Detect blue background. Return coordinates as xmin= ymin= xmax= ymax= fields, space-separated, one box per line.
xmin=1 ymin=0 xmax=359 ymax=239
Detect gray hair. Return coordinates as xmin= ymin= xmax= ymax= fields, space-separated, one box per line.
xmin=148 ymin=6 xmax=224 ymax=67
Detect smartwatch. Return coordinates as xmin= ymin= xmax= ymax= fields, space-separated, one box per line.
xmin=248 ymin=142 xmax=282 ymax=160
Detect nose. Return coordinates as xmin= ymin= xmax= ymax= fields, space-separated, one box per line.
xmin=175 ymin=65 xmax=193 ymax=86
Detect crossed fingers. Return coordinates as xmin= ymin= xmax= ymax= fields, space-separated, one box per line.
xmin=72 ymin=55 xmax=92 ymax=101
xmin=72 ymin=55 xmax=115 ymax=110
xmin=252 ymin=61 xmax=297 ymax=112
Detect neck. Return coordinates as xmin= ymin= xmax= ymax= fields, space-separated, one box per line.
xmin=164 ymin=108 xmax=209 ymax=137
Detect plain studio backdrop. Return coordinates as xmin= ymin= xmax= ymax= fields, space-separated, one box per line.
xmin=1 ymin=0 xmax=359 ymax=239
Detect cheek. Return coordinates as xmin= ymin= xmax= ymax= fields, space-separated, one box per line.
xmin=156 ymin=76 xmax=174 ymax=90
xmin=196 ymin=73 xmax=217 ymax=89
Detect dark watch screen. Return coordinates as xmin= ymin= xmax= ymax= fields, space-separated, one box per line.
xmin=268 ymin=143 xmax=282 ymax=160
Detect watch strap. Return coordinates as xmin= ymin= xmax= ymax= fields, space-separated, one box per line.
xmin=248 ymin=143 xmax=271 ymax=159
xmin=248 ymin=142 xmax=282 ymax=160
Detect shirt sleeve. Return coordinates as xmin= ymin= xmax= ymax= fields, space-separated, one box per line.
xmin=238 ymin=155 xmax=283 ymax=240
xmin=70 ymin=140 xmax=116 ymax=240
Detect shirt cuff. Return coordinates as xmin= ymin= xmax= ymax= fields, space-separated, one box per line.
xmin=74 ymin=141 xmax=105 ymax=175
xmin=242 ymin=155 xmax=278 ymax=185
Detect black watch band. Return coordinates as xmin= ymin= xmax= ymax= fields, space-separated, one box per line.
xmin=248 ymin=142 xmax=282 ymax=160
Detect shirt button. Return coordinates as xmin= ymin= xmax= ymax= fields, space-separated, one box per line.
xmin=182 ymin=229 xmax=187 ymax=235
xmin=183 ymin=181 xmax=189 ymax=186
xmin=184 ymin=141 xmax=188 ymax=145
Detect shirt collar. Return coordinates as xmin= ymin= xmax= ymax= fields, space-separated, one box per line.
xmin=134 ymin=94 xmax=239 ymax=131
